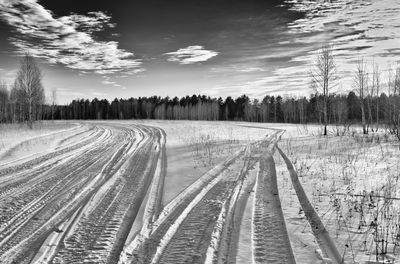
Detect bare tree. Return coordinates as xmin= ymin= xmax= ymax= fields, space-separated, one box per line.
xmin=311 ymin=44 xmax=337 ymax=136
xmin=10 ymin=81 xmax=25 ymax=122
xmin=14 ymin=53 xmax=45 ymax=128
xmin=353 ymin=57 xmax=369 ymax=134
xmin=386 ymin=67 xmax=394 ymax=126
xmin=372 ymin=63 xmax=381 ymax=131
xmin=366 ymin=68 xmax=373 ymax=133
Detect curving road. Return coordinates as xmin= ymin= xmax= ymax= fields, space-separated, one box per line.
xmin=0 ymin=123 xmax=164 ymax=264
xmin=0 ymin=122 xmax=297 ymax=264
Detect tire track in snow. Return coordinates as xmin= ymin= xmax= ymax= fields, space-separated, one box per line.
xmin=0 ymin=122 xmax=299 ymax=264
xmin=0 ymin=126 xmax=107 ymax=200
xmin=251 ymin=154 xmax=296 ymax=264
xmin=0 ymin=123 xmax=163 ymax=264
xmin=129 ymin=130 xmax=283 ymax=264
xmin=0 ymin=126 xmax=118 ymax=262
xmin=0 ymin=123 xmax=82 ymax=160
xmin=33 ymin=124 xmax=163 ymax=264
xmin=125 ymin=148 xmax=245 ymax=264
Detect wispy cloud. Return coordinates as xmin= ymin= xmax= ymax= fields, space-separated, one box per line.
xmin=165 ymin=45 xmax=218 ymax=64
xmin=57 ymin=88 xmax=86 ymax=98
xmin=101 ymin=76 xmax=123 ymax=88
xmin=0 ymin=0 xmax=142 ymax=75
xmin=88 ymin=89 xmax=108 ymax=98
xmin=210 ymin=65 xmax=266 ymax=73
xmin=278 ymin=0 xmax=400 ymax=94
xmin=0 ymin=68 xmax=17 ymax=83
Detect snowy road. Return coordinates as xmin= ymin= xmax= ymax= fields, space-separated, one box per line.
xmin=0 ymin=123 xmax=164 ymax=264
xmin=0 ymin=122 xmax=299 ymax=264
xmin=124 ymin=129 xmax=295 ymax=264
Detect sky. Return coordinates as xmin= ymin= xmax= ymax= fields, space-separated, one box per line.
xmin=0 ymin=0 xmax=400 ymax=104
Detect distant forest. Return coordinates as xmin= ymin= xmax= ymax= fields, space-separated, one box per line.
xmin=1 ymin=52 xmax=400 ymax=139
xmin=1 ymin=90 xmax=399 ymax=126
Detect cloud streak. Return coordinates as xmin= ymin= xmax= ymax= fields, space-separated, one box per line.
xmin=0 ymin=0 xmax=142 ymax=75
xmin=165 ymin=45 xmax=218 ymax=64
xmin=235 ymin=0 xmax=400 ymax=97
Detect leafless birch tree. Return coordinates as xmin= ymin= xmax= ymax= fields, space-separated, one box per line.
xmin=371 ymin=63 xmax=381 ymax=131
xmin=14 ymin=53 xmax=45 ymax=128
xmin=311 ymin=44 xmax=337 ymax=136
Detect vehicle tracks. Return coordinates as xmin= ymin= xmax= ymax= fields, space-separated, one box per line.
xmin=0 ymin=123 xmax=165 ymax=264
xmin=0 ymin=123 xmax=300 ymax=264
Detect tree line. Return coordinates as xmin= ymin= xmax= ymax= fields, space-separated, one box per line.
xmin=1 ymin=51 xmax=400 ymax=139
xmin=1 ymin=88 xmax=399 ymax=126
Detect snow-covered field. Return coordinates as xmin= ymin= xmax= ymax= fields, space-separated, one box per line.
xmin=0 ymin=121 xmax=83 ymax=163
xmin=275 ymin=126 xmax=400 ymax=264
xmin=0 ymin=120 xmax=399 ymax=264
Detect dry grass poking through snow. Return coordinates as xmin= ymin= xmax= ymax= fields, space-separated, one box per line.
xmin=275 ymin=126 xmax=400 ymax=263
